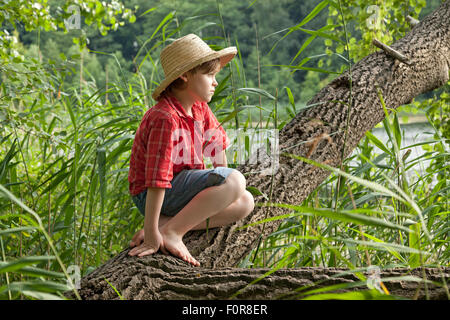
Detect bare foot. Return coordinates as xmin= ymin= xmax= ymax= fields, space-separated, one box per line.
xmin=160 ymin=226 xmax=200 ymax=267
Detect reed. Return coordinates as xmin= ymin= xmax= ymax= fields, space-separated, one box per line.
xmin=0 ymin=0 xmax=447 ymax=300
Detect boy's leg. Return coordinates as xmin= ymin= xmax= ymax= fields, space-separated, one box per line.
xmin=160 ymin=170 xmax=248 ymax=265
xmin=191 ymin=189 xmax=254 ymax=230
xmin=158 ymin=190 xmax=254 ymax=230
xmin=130 ymin=190 xmax=253 ymax=248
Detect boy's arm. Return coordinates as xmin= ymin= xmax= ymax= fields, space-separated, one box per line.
xmin=129 ymin=187 xmax=166 ymax=257
xmin=212 ymin=149 xmax=227 ymax=168
xmin=144 ymin=187 xmax=165 ymax=236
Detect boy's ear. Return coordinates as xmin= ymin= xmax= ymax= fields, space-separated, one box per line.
xmin=179 ymin=72 xmax=188 ymax=82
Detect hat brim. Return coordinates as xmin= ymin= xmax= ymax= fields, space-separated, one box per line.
xmin=152 ymin=47 xmax=237 ymax=100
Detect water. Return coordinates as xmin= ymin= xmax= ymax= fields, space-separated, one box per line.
xmin=350 ymin=121 xmax=443 ymax=187
xmin=210 ymin=120 xmax=444 ymax=187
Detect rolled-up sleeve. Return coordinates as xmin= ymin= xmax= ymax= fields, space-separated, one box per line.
xmin=144 ymin=116 xmax=176 ymax=188
xmin=203 ymin=104 xmax=230 ymax=158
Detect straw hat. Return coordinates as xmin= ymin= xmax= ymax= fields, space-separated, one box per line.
xmin=152 ymin=34 xmax=237 ymax=100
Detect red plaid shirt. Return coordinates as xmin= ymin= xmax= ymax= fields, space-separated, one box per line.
xmin=128 ymin=95 xmax=230 ymax=196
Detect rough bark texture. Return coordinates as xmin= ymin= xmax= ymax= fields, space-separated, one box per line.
xmin=70 ymin=1 xmax=450 ymax=300
xmin=67 ymin=250 xmax=449 ymax=300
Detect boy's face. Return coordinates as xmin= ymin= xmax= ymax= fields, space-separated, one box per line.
xmin=182 ymin=64 xmax=220 ymax=103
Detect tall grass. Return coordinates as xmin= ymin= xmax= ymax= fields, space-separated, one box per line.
xmin=0 ymin=0 xmax=448 ymax=300
xmin=236 ymin=0 xmax=449 ymax=300
xmin=239 ymin=101 xmax=449 ymax=298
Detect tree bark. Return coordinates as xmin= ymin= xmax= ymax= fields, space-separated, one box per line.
xmin=69 ymin=1 xmax=450 ymax=300
xmin=66 ymin=250 xmax=449 ymax=300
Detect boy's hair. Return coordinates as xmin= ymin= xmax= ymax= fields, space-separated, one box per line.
xmin=160 ymin=58 xmax=220 ymax=99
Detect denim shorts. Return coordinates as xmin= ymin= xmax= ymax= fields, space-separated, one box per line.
xmin=131 ymin=166 xmax=236 ymax=217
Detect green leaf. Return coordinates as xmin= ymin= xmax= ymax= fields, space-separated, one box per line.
xmin=97 ymin=147 xmax=106 ymax=201
xmin=136 ymin=11 xmax=175 ymax=69
xmin=13 ymin=266 xmax=65 ymax=279
xmin=246 ymin=186 xmax=268 ymax=201
xmin=349 ymin=227 xmax=407 ymax=263
xmin=365 ymin=130 xmax=392 ymax=156
xmin=392 ymin=112 xmax=402 ymax=150
xmin=285 ymin=87 xmax=296 ymax=114
xmin=335 ymin=238 xmax=425 ymax=254
xmin=104 ymin=278 xmax=123 ymax=300
xmin=302 ymin=289 xmax=397 ymax=300
xmin=237 ymin=87 xmax=275 ymax=100
xmin=40 ymin=170 xmax=71 ymax=195
xmin=295 ymin=0 xmax=330 ymax=29
xmin=0 ymin=185 xmax=41 ymax=226
xmin=0 ymin=226 xmax=37 ymax=236
xmin=0 ymin=280 xmax=70 ymax=294
xmin=239 ymin=203 xmax=411 ymax=233
xmin=217 ymin=105 xmax=255 ymax=124
xmin=0 ymin=256 xmax=56 ymax=273
xmin=281 ymin=152 xmax=406 ymax=203
xmin=139 ymin=7 xmax=156 ymax=17
xmin=408 ymin=223 xmax=421 ymax=268
xmin=63 ymin=99 xmax=77 ymax=129
xmin=21 ymin=290 xmax=65 ymax=300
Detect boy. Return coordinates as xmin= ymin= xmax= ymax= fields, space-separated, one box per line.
xmin=127 ymin=34 xmax=254 ymax=267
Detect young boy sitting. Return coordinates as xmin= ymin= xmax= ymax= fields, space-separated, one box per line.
xmin=127 ymin=34 xmax=255 ymax=267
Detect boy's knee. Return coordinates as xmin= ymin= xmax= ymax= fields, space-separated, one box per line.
xmin=242 ymin=190 xmax=255 ymax=216
xmin=225 ymin=170 xmax=246 ymax=197
xmin=234 ymin=190 xmax=254 ymax=221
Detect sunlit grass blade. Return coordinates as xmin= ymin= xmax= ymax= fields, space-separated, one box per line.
xmin=0 ymin=280 xmax=70 ymax=297
xmin=236 ymin=87 xmax=275 ymax=100
xmin=0 ymin=226 xmax=37 ymax=236
xmin=334 ymin=238 xmax=426 ymax=255
xmin=408 ymin=222 xmax=421 ymax=268
xmin=365 ymin=130 xmax=392 ymax=156
xmin=230 ymin=244 xmax=299 ymax=299
xmin=0 ymin=184 xmax=81 ymax=299
xmin=347 ymin=227 xmax=407 ymax=263
xmin=104 ymin=277 xmax=124 ymax=300
xmin=281 ymin=152 xmax=407 ymax=203
xmin=267 ymin=0 xmax=331 ymax=54
xmin=239 ymin=203 xmax=412 ymax=233
xmin=301 ymin=289 xmax=399 ymax=300
xmin=135 ymin=11 xmax=176 ymax=70
xmin=10 ymin=266 xmax=65 ymax=279
xmin=0 ymin=256 xmax=55 ymax=273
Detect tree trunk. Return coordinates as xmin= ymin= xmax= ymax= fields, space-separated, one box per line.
xmin=69 ymin=1 xmax=450 ymax=300
xmin=67 ymin=250 xmax=449 ymax=300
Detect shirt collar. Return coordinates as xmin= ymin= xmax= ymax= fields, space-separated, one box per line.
xmin=164 ymin=95 xmax=201 ymax=121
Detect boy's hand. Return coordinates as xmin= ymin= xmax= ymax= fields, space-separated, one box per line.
xmin=128 ymin=229 xmax=167 ymax=257
xmin=129 ymin=229 xmax=145 ymax=248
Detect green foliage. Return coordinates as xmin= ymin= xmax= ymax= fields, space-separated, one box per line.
xmin=416 ymin=86 xmax=450 ymax=186
xmin=323 ymin=0 xmax=427 ymax=63
xmin=0 ymin=0 xmax=448 ymax=301
xmin=238 ymin=0 xmax=449 ymax=299
xmin=0 ymin=0 xmax=137 ymax=120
